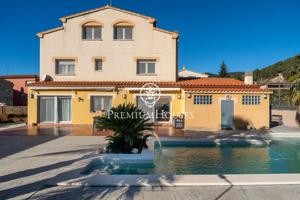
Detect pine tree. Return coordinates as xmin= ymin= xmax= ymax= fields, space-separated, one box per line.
xmin=219 ymin=61 xmax=228 ymax=77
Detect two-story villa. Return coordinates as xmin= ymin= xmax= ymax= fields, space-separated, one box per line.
xmin=27 ymin=5 xmax=272 ymax=130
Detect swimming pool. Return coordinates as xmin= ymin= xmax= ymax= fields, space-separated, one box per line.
xmin=83 ymin=138 xmax=300 ymax=175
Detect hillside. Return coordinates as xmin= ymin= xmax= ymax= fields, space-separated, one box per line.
xmin=254 ymin=55 xmax=300 ymax=83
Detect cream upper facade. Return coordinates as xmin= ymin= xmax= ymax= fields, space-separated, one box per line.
xmin=38 ymin=6 xmax=179 ymax=82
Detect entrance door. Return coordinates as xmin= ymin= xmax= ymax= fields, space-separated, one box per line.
xmin=155 ymin=97 xmax=171 ymax=122
xmin=221 ymin=100 xmax=234 ymax=129
xmin=39 ymin=96 xmax=55 ymax=123
xmin=136 ymin=96 xmax=171 ymax=122
xmin=39 ymin=96 xmax=71 ymax=123
xmin=137 ymin=96 xmax=155 ymax=122
xmin=58 ymin=97 xmax=71 ymax=123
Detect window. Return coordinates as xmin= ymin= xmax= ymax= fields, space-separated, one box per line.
xmin=55 ymin=60 xmax=75 ymax=75
xmin=82 ymin=26 xmax=102 ymax=40
xmin=114 ymin=26 xmax=133 ymax=40
xmin=137 ymin=60 xmax=156 ymax=75
xmin=242 ymin=95 xmax=261 ymax=105
xmin=95 ymin=59 xmax=103 ymax=71
xmin=194 ymin=95 xmax=212 ymax=105
xmin=90 ymin=96 xmax=112 ymax=112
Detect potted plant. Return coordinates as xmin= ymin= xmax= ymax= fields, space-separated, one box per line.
xmin=95 ymin=103 xmax=153 ymax=153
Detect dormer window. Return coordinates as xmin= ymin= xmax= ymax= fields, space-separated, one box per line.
xmin=113 ymin=21 xmax=133 ymax=40
xmin=82 ymin=21 xmax=102 ymax=40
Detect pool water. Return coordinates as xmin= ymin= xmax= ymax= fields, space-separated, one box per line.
xmin=85 ymin=139 xmax=300 ymax=175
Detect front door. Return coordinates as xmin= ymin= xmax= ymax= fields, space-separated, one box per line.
xmin=155 ymin=97 xmax=171 ymax=122
xmin=136 ymin=96 xmax=171 ymax=122
xmin=221 ymin=100 xmax=234 ymax=129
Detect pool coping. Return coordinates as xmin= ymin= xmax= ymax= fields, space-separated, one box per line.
xmin=47 ymin=136 xmax=300 ymax=187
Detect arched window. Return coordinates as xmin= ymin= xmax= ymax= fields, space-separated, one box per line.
xmin=82 ymin=21 xmax=102 ymax=40
xmin=113 ymin=21 xmax=134 ymax=40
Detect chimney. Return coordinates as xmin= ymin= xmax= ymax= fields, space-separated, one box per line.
xmin=244 ymin=72 xmax=253 ymax=85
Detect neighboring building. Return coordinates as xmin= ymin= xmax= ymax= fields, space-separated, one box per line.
xmin=178 ymin=66 xmax=208 ymax=80
xmin=0 ymin=75 xmax=39 ymax=106
xmin=0 ymin=79 xmax=13 ymax=106
xmin=27 ymin=5 xmax=272 ymax=130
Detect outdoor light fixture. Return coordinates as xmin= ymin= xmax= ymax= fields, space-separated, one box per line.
xmin=30 ymin=93 xmax=34 ymax=99
xmin=114 ymin=88 xmax=120 ymax=95
xmin=177 ymin=94 xmax=181 ymax=99
xmin=122 ymin=94 xmax=127 ymax=99
xmin=226 ymin=95 xmax=232 ymax=100
xmin=187 ymin=93 xmax=192 ymax=98
xmin=264 ymin=94 xmax=268 ymax=99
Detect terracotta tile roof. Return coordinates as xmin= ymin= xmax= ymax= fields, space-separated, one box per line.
xmin=59 ymin=5 xmax=155 ymax=23
xmin=0 ymin=74 xmax=39 ymax=79
xmin=185 ymin=87 xmax=271 ymax=93
xmin=27 ymin=81 xmax=177 ymax=87
xmin=28 ymin=78 xmax=271 ymax=93
xmin=176 ymin=78 xmax=245 ymax=86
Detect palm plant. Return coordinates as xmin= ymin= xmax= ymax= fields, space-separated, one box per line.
xmin=95 ymin=103 xmax=153 ymax=153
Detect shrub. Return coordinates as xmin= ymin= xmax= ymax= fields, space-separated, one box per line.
xmin=95 ymin=103 xmax=153 ymax=153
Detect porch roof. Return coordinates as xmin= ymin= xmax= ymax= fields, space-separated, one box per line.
xmin=27 ymin=78 xmax=271 ymax=93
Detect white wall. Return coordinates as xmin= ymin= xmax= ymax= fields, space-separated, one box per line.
xmin=272 ymin=109 xmax=299 ymax=127
xmin=40 ymin=8 xmax=177 ymax=81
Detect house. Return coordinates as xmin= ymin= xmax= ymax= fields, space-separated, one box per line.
xmin=0 ymin=74 xmax=39 ymax=106
xmin=178 ymin=66 xmax=209 ymax=80
xmin=0 ymin=78 xmax=13 ymax=106
xmin=27 ymin=5 xmax=271 ymax=130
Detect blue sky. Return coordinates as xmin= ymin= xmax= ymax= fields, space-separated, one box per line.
xmin=0 ymin=0 xmax=300 ymax=75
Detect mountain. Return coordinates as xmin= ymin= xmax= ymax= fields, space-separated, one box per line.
xmin=253 ymin=55 xmax=300 ymax=83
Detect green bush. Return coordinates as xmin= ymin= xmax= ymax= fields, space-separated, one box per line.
xmin=95 ymin=103 xmax=154 ymax=153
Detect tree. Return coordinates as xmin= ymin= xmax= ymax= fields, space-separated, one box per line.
xmin=219 ymin=61 xmax=228 ymax=77
xmin=289 ymin=80 xmax=300 ymax=106
xmin=95 ymin=103 xmax=153 ymax=153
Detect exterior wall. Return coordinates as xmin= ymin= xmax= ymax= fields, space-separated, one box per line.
xmin=184 ymin=93 xmax=270 ymax=130
xmin=272 ymin=109 xmax=299 ymax=127
xmin=27 ymin=89 xmax=182 ymax=125
xmin=40 ymin=9 xmax=177 ymax=82
xmin=0 ymin=79 xmax=13 ymax=106
xmin=2 ymin=77 xmax=38 ymax=106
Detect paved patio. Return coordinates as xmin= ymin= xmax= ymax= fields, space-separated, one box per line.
xmin=0 ymin=125 xmax=299 ymax=200
xmin=27 ymin=185 xmax=300 ymax=200
xmin=0 ymin=134 xmax=106 ymax=200
xmin=0 ymin=124 xmax=270 ymax=138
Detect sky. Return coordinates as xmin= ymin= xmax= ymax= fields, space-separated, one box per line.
xmin=0 ymin=0 xmax=300 ymax=75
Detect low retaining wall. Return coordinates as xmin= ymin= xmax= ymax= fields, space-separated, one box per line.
xmin=6 ymin=106 xmax=27 ymax=115
xmin=272 ymin=109 xmax=299 ymax=127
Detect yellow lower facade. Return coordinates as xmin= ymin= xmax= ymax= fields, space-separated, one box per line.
xmin=28 ymin=88 xmax=270 ymax=130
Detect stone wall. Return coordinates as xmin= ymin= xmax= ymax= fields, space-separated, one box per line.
xmin=0 ymin=79 xmax=13 ymax=106
xmin=6 ymin=106 xmax=27 ymax=115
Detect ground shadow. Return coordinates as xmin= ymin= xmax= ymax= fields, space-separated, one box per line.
xmin=0 ymin=135 xmax=60 ymax=159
